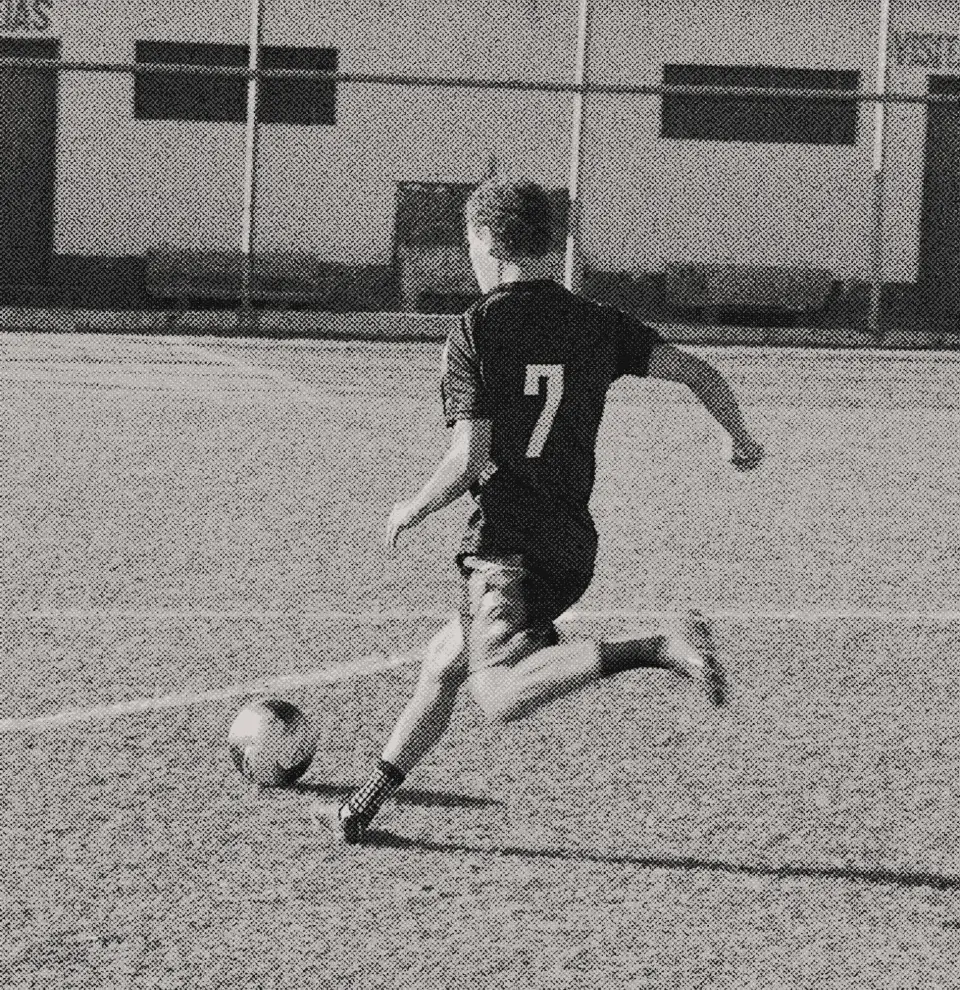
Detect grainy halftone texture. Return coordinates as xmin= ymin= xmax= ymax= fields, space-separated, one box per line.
xmin=1 ymin=335 xmax=959 ymax=989
xmin=3 ymin=2 xmax=960 ymax=987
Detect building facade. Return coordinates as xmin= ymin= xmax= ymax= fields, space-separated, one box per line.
xmin=0 ymin=1 xmax=957 ymax=320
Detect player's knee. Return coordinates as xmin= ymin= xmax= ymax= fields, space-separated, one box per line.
xmin=470 ymin=669 xmax=524 ymax=724
xmin=470 ymin=614 xmax=528 ymax=670
xmin=422 ymin=619 xmax=467 ymax=684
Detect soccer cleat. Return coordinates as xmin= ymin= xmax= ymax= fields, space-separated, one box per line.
xmin=313 ymin=760 xmax=404 ymax=847
xmin=312 ymin=801 xmax=368 ymax=845
xmin=662 ymin=609 xmax=728 ymax=706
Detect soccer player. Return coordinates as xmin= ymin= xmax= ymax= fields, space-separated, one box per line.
xmin=318 ymin=180 xmax=764 ymax=845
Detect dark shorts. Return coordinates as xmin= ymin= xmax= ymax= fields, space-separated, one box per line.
xmin=458 ymin=553 xmax=593 ymax=673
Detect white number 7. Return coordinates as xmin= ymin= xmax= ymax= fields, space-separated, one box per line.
xmin=524 ymin=363 xmax=564 ymax=458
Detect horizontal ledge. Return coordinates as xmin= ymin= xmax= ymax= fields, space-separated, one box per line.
xmin=0 ymin=58 xmax=957 ymax=104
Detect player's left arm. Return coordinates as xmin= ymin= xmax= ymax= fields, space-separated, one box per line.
xmin=385 ymin=418 xmax=492 ymax=549
xmin=647 ymin=343 xmax=764 ymax=470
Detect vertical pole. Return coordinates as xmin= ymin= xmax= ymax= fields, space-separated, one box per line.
xmin=564 ymin=0 xmax=592 ymax=292
xmin=240 ymin=0 xmax=263 ymax=330
xmin=868 ymin=0 xmax=891 ymax=338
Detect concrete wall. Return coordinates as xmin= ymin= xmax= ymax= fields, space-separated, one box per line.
xmin=583 ymin=0 xmax=878 ymax=278
xmin=882 ymin=0 xmax=960 ymax=283
xmin=1 ymin=1 xmax=958 ymax=282
xmin=44 ymin=0 xmax=577 ymax=262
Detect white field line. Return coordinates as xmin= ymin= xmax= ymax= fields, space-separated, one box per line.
xmin=0 ymin=370 xmax=295 ymax=394
xmin=1 ymin=607 xmax=959 ymax=623
xmin=567 ymin=608 xmax=960 ymax=623
xmin=0 ymin=651 xmax=412 ymax=734
xmin=4 ymin=606 xmax=959 ymax=734
xmin=0 ymin=608 xmax=455 ymax=622
xmin=166 ymin=337 xmax=333 ymax=409
xmin=0 ymin=333 xmax=334 ymax=406
xmin=0 ymin=333 xmax=327 ymax=403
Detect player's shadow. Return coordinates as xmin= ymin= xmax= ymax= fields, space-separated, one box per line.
xmin=293 ymin=780 xmax=501 ymax=809
xmin=366 ymin=832 xmax=960 ymax=893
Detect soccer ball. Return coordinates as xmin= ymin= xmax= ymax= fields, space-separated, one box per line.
xmin=227 ymin=698 xmax=317 ymax=787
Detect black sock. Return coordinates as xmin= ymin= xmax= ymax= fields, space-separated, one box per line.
xmin=342 ymin=759 xmax=406 ymax=827
xmin=598 ymin=636 xmax=667 ymax=677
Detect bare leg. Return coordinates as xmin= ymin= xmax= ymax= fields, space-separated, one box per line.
xmin=470 ymin=638 xmax=604 ymax=723
xmin=470 ymin=614 xmax=723 ymax=724
xmin=464 ymin=563 xmax=669 ymax=723
xmin=317 ymin=617 xmax=468 ymax=844
xmin=381 ymin=617 xmax=468 ymax=774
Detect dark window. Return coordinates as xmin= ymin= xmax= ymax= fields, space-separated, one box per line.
xmin=135 ymin=41 xmax=247 ymax=123
xmin=661 ymin=64 xmax=860 ymax=146
xmin=930 ymin=76 xmax=960 ymax=96
xmin=134 ymin=41 xmax=338 ymax=126
xmin=0 ymin=37 xmax=60 ymax=60
xmin=260 ymin=46 xmax=337 ymax=125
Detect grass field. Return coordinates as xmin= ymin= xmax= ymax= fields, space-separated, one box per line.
xmin=1 ymin=330 xmax=959 ymax=990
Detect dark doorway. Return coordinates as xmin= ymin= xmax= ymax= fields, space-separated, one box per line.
xmin=0 ymin=38 xmax=59 ymax=287
xmin=918 ymin=76 xmax=960 ymax=329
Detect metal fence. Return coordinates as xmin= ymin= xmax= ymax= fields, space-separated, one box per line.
xmin=0 ymin=0 xmax=958 ymax=343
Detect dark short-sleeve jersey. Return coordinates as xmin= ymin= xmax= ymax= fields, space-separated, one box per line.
xmin=441 ymin=279 xmax=663 ymax=573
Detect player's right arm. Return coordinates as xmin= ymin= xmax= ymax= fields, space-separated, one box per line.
xmin=647 ymin=344 xmax=764 ymax=470
xmin=384 ymin=311 xmax=493 ymax=550
xmin=385 ymin=418 xmax=492 ymax=549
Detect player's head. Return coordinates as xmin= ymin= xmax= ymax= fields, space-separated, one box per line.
xmin=465 ymin=180 xmax=554 ymax=290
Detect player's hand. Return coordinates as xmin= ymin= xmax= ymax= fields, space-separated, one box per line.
xmin=725 ymin=433 xmax=765 ymax=471
xmin=385 ymin=501 xmax=420 ymax=550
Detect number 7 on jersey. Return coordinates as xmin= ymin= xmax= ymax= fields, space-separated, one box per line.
xmin=524 ymin=364 xmax=564 ymax=458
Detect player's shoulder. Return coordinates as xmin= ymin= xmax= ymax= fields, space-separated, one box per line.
xmin=462 ymin=281 xmax=663 ymax=351
xmin=578 ymin=294 xmax=658 ymax=334
xmin=459 ymin=288 xmax=506 ymax=338
xmin=586 ymin=297 xmax=667 ymax=352
xmin=466 ymin=282 xmax=531 ymax=322
xmin=447 ymin=294 xmax=488 ymax=352
xmin=460 ymin=283 xmax=545 ymax=352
